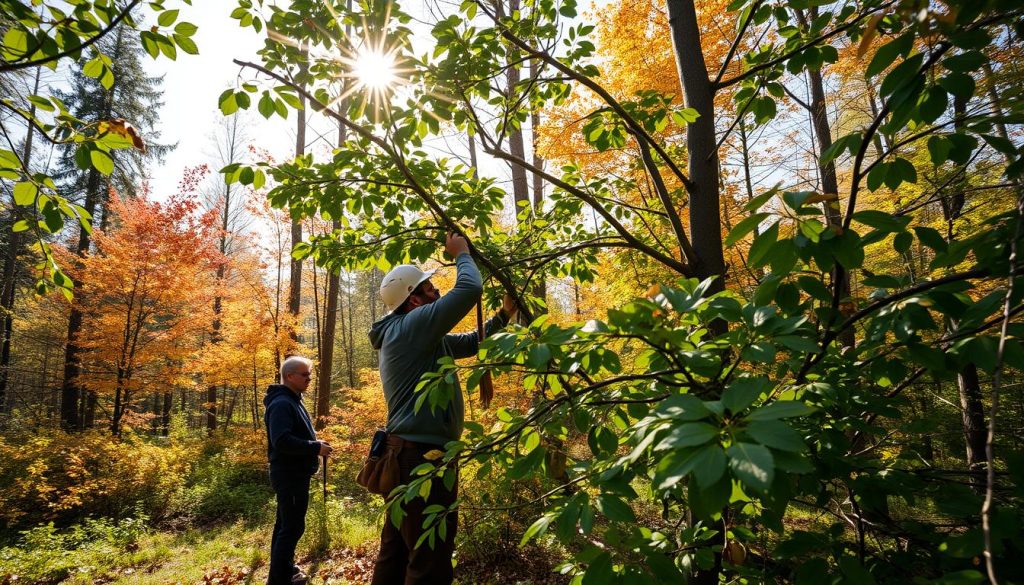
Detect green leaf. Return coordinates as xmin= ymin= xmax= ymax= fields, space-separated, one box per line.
xmin=13 ymin=181 xmax=37 ymax=206
xmin=943 ymin=51 xmax=985 ymax=73
xmin=527 ymin=344 xmax=551 ymax=368
xmin=866 ymin=33 xmax=913 ymax=78
xmin=90 ymin=150 xmax=114 ymax=175
xmin=747 ymin=221 xmax=779 ymax=268
xmin=258 ymin=92 xmax=275 ymax=118
xmin=655 ymin=394 xmax=711 ymax=421
xmin=914 ymin=226 xmax=947 ymax=252
xmin=743 ymin=187 xmax=778 ymax=212
xmin=744 ymin=420 xmax=805 ymax=452
xmin=747 ymin=400 xmax=815 ymax=421
xmin=725 ymin=212 xmax=769 ymax=246
xmin=722 ymin=376 xmax=765 ymax=414
xmin=157 ymin=9 xmax=179 ymax=26
xmin=928 ymin=135 xmax=953 ymax=166
xmin=918 ymin=86 xmax=947 ymax=124
xmin=2 ymin=27 xmax=29 ymax=59
xmin=851 ymin=210 xmax=909 ymax=232
xmin=741 ymin=341 xmax=776 ymax=363
xmin=880 ymin=53 xmax=924 ymax=98
xmin=727 ymin=442 xmax=774 ymax=493
xmin=655 ymin=444 xmax=726 ymax=490
xmin=140 ymin=31 xmax=160 ymax=59
xmin=520 ymin=515 xmax=551 ymax=545
xmin=83 ymin=56 xmax=104 ymax=78
xmin=596 ymin=494 xmax=635 ymax=522
xmin=939 ymin=72 xmax=975 ymax=102
xmin=777 ymin=335 xmax=819 ymax=353
xmin=174 ymin=22 xmax=199 ymax=36
xmin=173 ymin=33 xmax=199 ymax=55
xmin=655 ymin=422 xmax=719 ymax=450
xmin=820 ymin=132 xmax=862 ymax=166
xmin=218 ymin=90 xmax=239 ymax=115
xmin=672 ymin=108 xmax=700 ymax=124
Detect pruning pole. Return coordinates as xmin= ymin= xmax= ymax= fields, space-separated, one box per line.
xmin=321 ymin=456 xmax=328 ymax=508
xmin=476 ymin=299 xmax=494 ymax=408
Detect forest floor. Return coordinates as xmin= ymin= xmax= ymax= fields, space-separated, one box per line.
xmin=1 ymin=498 xmax=567 ymax=585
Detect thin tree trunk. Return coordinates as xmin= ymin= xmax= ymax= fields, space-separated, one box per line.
xmin=797 ymin=8 xmax=854 ymax=350
xmin=287 ymin=45 xmax=308 ymax=350
xmin=161 ymin=391 xmax=172 ymax=436
xmin=0 ymin=68 xmax=41 ymax=413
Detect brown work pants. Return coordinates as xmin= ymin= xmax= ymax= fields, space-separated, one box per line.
xmin=371 ymin=439 xmax=458 ymax=585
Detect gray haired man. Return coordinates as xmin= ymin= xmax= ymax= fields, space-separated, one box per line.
xmin=264 ymin=356 xmax=332 ymax=585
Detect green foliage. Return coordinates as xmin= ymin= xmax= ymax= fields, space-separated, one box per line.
xmin=0 ymin=515 xmax=149 ymax=583
xmin=0 ymin=0 xmax=198 ymax=295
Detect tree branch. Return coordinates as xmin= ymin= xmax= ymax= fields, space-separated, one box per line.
xmin=1 ymin=0 xmax=144 ymax=73
xmin=233 ymin=59 xmax=532 ymax=319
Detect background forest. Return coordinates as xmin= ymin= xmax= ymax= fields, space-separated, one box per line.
xmin=1 ymin=0 xmax=1023 ymax=583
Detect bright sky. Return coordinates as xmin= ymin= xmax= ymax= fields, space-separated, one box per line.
xmin=147 ymin=2 xmax=291 ymax=198
xmin=145 ymin=0 xmax=600 ymax=208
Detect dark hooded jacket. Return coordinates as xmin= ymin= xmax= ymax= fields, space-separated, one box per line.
xmin=368 ymin=252 xmax=509 ymax=446
xmin=263 ymin=384 xmax=320 ymax=477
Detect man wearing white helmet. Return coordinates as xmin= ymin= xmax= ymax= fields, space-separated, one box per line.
xmin=369 ymin=232 xmax=516 ymax=585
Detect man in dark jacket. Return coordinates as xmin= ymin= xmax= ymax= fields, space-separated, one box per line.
xmin=264 ymin=356 xmax=332 ymax=585
xmin=368 ymin=233 xmax=516 ymax=584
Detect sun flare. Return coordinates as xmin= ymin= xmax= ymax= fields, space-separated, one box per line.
xmin=352 ymin=49 xmax=397 ymax=90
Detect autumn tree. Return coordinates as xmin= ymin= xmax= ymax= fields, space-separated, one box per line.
xmin=71 ymin=194 xmax=217 ymax=436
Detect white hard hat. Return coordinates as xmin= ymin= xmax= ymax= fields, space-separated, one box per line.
xmin=380 ymin=264 xmax=437 ymax=310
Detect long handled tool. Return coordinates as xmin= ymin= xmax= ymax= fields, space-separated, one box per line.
xmin=476 ymin=299 xmax=494 ymax=408
xmin=322 ymin=455 xmax=328 ymax=505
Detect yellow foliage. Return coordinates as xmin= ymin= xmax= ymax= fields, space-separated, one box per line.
xmin=0 ymin=430 xmax=196 ymax=528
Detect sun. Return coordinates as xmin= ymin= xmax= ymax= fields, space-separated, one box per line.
xmin=352 ymin=49 xmax=397 ymax=91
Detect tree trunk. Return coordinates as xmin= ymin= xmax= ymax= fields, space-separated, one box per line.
xmin=317 ymin=229 xmax=340 ymax=430
xmin=161 ymin=391 xmax=172 ymax=436
xmin=666 ymin=0 xmax=725 ymax=296
xmin=287 ymin=46 xmax=308 ymax=350
xmin=797 ymin=8 xmax=855 ymax=351
xmin=61 ymin=168 xmax=103 ymax=430
xmin=0 ymin=68 xmax=40 ymax=414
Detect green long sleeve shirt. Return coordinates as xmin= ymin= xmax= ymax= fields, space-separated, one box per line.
xmin=368 ymin=253 xmax=509 ymax=446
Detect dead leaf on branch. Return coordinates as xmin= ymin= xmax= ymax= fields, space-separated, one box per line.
xmin=97 ymin=118 xmax=146 ymax=152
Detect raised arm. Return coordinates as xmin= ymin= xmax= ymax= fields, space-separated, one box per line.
xmin=406 ymin=234 xmax=483 ymax=343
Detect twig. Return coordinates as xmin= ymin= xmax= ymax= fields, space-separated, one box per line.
xmin=984 ymin=195 xmax=1023 ymax=585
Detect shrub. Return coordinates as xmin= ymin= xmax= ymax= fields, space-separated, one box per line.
xmin=0 ymin=515 xmax=149 ymax=583
xmin=0 ymin=430 xmax=193 ymax=530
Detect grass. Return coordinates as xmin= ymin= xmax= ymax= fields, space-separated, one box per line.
xmin=0 ymin=490 xmax=384 ymax=585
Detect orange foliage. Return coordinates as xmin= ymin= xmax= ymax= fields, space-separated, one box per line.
xmin=70 ymin=195 xmax=220 ymax=434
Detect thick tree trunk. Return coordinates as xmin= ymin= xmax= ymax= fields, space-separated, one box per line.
xmin=61 ymin=168 xmax=102 ymax=430
xmin=666 ymin=0 xmax=725 ymax=296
